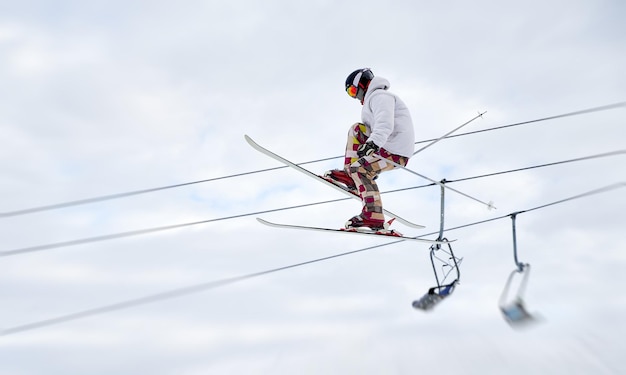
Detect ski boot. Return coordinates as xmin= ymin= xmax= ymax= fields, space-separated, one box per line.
xmin=323 ymin=169 xmax=357 ymax=193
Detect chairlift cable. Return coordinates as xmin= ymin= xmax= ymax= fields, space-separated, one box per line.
xmin=2 ymin=102 xmax=623 ymax=218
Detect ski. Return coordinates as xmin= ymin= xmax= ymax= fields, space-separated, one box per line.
xmin=244 ymin=135 xmax=425 ymax=229
xmin=257 ymin=218 xmax=451 ymax=244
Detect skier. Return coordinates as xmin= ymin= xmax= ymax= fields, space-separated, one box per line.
xmin=325 ymin=68 xmax=415 ymax=231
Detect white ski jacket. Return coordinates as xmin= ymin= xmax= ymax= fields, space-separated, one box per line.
xmin=361 ymin=76 xmax=415 ymax=158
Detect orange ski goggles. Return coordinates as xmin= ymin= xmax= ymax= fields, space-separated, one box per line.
xmin=346 ymin=85 xmax=358 ymax=98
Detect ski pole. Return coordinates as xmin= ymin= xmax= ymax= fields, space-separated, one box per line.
xmin=413 ymin=111 xmax=486 ymax=156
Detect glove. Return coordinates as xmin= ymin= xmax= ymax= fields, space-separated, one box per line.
xmin=357 ymin=141 xmax=380 ymax=158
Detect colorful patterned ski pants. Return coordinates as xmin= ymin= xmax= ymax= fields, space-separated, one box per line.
xmin=343 ymin=123 xmax=409 ymax=223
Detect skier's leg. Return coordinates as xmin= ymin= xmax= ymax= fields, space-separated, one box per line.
xmin=325 ymin=123 xmax=369 ymax=191
xmin=348 ymin=150 xmax=408 ymax=227
xmin=343 ymin=123 xmax=370 ymax=169
xmin=348 ymin=157 xmax=391 ymax=225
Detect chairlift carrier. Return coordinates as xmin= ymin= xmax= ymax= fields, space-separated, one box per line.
xmin=499 ymin=213 xmax=537 ymax=326
xmin=412 ymin=180 xmax=462 ymax=311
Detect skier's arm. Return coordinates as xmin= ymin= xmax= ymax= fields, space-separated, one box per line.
xmin=367 ymin=92 xmax=395 ymax=148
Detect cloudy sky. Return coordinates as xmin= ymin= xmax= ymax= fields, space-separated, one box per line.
xmin=1 ymin=0 xmax=625 ymax=374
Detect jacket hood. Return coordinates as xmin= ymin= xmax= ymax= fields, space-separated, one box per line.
xmin=368 ymin=76 xmax=390 ymax=92
xmin=361 ymin=76 xmax=390 ymax=104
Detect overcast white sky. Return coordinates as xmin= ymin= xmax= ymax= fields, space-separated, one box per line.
xmin=1 ymin=0 xmax=625 ymax=374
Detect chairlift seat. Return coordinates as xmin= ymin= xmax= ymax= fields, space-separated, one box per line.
xmin=500 ymin=299 xmax=536 ymax=326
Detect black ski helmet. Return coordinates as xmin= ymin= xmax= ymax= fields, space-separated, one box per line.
xmin=345 ymin=68 xmax=374 ymax=101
